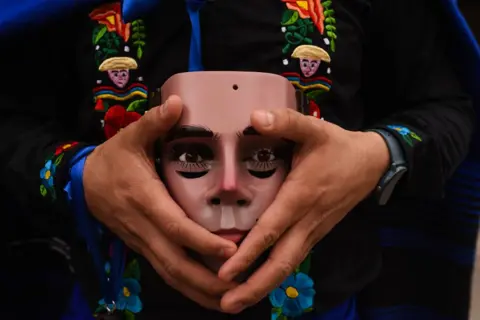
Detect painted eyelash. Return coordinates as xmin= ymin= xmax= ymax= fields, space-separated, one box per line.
xmin=175 ymin=161 xmax=210 ymax=171
xmin=246 ymin=160 xmax=278 ymax=171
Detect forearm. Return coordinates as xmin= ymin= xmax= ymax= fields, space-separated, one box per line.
xmin=372 ymin=97 xmax=474 ymax=199
xmin=364 ymin=0 xmax=476 ymax=199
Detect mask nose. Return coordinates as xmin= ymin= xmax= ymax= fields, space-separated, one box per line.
xmin=208 ymin=143 xmax=251 ymax=207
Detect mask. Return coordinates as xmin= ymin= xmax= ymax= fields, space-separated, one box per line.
xmin=157 ymin=72 xmax=303 ymax=245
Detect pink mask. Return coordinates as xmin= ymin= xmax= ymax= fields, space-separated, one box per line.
xmin=159 ymin=72 xmax=300 ymax=245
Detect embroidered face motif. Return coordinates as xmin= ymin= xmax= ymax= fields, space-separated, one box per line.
xmin=107 ymin=69 xmax=130 ymax=88
xmin=159 ymin=72 xmax=296 ymax=244
xmin=300 ymin=58 xmax=320 ymax=77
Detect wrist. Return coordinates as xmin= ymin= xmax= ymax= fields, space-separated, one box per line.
xmin=361 ymin=131 xmax=390 ymax=177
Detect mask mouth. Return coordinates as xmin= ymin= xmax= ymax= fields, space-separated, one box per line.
xmin=213 ymin=229 xmax=248 ymax=244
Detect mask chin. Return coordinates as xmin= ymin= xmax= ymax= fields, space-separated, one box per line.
xmin=186 ymin=232 xmax=271 ymax=283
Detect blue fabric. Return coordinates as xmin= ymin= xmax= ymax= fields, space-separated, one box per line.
xmin=185 ymin=0 xmax=206 ymax=71
xmin=0 ymin=0 xmax=104 ymax=34
xmin=311 ymin=297 xmax=359 ymax=320
xmin=121 ymin=0 xmax=156 ymax=23
xmin=64 ymin=146 xmax=126 ymax=306
xmin=61 ymin=283 xmax=95 ymax=320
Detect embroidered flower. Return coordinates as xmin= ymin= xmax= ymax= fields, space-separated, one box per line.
xmin=89 ymin=3 xmax=131 ymax=42
xmin=99 ymin=278 xmax=142 ymax=313
xmin=40 ymin=142 xmax=78 ymax=199
xmin=387 ymin=125 xmax=422 ymax=146
xmin=40 ymin=160 xmax=56 ymax=189
xmin=270 ymin=272 xmax=316 ymax=319
xmin=54 ymin=142 xmax=79 ymax=156
xmin=282 ymin=0 xmax=325 ymax=34
xmin=104 ymin=105 xmax=142 ymax=139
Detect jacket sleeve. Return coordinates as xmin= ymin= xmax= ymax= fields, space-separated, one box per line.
xmin=0 ymin=17 xmax=90 ymax=239
xmin=364 ymin=0 xmax=476 ymax=200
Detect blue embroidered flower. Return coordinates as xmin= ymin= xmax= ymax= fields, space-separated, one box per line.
xmin=99 ymin=278 xmax=142 ymax=313
xmin=40 ymin=160 xmax=56 ymax=188
xmin=387 ymin=125 xmax=422 ymax=141
xmin=270 ymin=272 xmax=315 ymax=318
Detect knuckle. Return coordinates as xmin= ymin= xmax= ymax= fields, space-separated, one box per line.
xmin=164 ymin=221 xmax=182 ymax=239
xmin=162 ymin=259 xmax=180 ymax=280
xmin=263 ymin=230 xmax=279 ymax=248
xmin=276 ymin=258 xmax=296 ymax=279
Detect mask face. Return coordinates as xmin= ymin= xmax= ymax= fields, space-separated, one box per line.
xmin=159 ymin=72 xmax=298 ymax=244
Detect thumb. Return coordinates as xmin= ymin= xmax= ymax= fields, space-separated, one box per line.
xmin=251 ymin=108 xmax=323 ymax=143
xmin=125 ymin=95 xmax=183 ymax=147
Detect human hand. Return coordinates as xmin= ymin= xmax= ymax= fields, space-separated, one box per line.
xmin=83 ymin=96 xmax=238 ymax=310
xmin=218 ymin=110 xmax=389 ymax=313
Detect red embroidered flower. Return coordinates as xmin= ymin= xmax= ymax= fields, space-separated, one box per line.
xmin=309 ymin=100 xmax=321 ymax=119
xmin=282 ymin=0 xmax=325 ymax=34
xmin=104 ymin=105 xmax=141 ymax=139
xmin=54 ymin=142 xmax=79 ymax=156
xmin=89 ymin=3 xmax=131 ymax=42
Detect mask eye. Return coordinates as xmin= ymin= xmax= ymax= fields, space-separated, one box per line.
xmin=245 ymin=148 xmax=282 ymax=179
xmin=169 ymin=143 xmax=214 ymax=179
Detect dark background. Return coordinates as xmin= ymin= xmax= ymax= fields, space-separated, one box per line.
xmin=0 ymin=1 xmax=479 ymax=319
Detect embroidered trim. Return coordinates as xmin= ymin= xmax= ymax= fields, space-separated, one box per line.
xmin=387 ymin=125 xmax=422 ymax=147
xmin=269 ymin=252 xmax=315 ymax=319
xmin=95 ymin=259 xmax=143 ymax=319
xmin=281 ymin=0 xmax=336 ymax=120
xmin=40 ymin=142 xmax=79 ymax=200
xmin=90 ymin=2 xmax=147 ymax=140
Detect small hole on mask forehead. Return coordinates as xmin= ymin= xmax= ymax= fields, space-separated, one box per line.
xmin=232 ymin=84 xmax=239 ymax=90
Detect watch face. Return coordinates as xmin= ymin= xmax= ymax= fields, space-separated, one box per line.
xmin=377 ymin=167 xmax=407 ymax=205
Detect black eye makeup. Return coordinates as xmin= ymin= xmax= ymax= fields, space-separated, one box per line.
xmin=168 ymin=143 xmax=214 ymax=179
xmin=244 ymin=147 xmax=285 ymax=179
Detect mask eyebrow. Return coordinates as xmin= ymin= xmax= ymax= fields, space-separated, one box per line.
xmin=166 ymin=125 xmax=218 ymax=142
xmin=237 ymin=125 xmax=261 ymax=137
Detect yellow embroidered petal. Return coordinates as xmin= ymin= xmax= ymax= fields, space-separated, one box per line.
xmin=123 ymin=287 xmax=131 ymax=297
xmin=285 ymin=286 xmax=299 ymax=299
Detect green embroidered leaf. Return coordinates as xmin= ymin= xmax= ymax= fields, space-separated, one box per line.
xmin=124 ymin=259 xmax=141 ymax=280
xmin=133 ymin=40 xmax=146 ymax=47
xmin=132 ymin=19 xmax=144 ymax=27
xmin=322 ymin=0 xmax=332 ymax=7
xmin=282 ymin=10 xmax=299 ymax=26
xmin=94 ymin=305 xmax=107 ymax=313
xmin=411 ymin=132 xmax=422 ymax=142
xmin=124 ymin=310 xmax=135 ymax=320
xmin=137 ymin=46 xmax=143 ymax=60
xmin=278 ymin=315 xmax=288 ymax=320
xmin=325 ymin=25 xmax=336 ymax=31
xmin=325 ymin=17 xmax=336 ymax=24
xmin=330 ymin=39 xmax=336 ymax=52
xmin=403 ymin=135 xmax=413 ymax=147
xmin=93 ymin=26 xmax=108 ymax=45
xmin=40 ymin=185 xmax=47 ymax=196
xmin=132 ymin=33 xmax=146 ymax=40
xmin=54 ymin=153 xmax=65 ymax=166
xmin=127 ymin=99 xmax=147 ymax=113
xmin=298 ymin=253 xmax=312 ymax=274
xmin=306 ymin=90 xmax=326 ymax=100
xmin=324 ymin=9 xmax=335 ymax=16
xmin=326 ymin=31 xmax=337 ymax=40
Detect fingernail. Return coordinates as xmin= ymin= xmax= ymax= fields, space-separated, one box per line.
xmin=254 ymin=110 xmax=274 ymax=127
xmin=160 ymin=100 xmax=169 ymax=116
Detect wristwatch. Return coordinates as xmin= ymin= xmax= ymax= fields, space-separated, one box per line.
xmin=367 ymin=129 xmax=408 ymax=205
